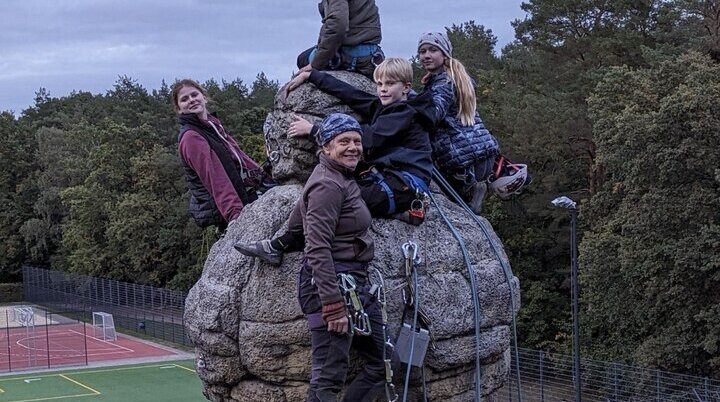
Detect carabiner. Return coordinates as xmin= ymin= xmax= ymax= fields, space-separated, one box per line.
xmin=401 ymin=241 xmax=417 ymax=261
xmin=353 ymin=312 xmax=372 ymax=336
xmin=338 ymin=273 xmax=357 ymax=292
xmin=410 ymin=198 xmax=424 ymax=212
xmin=402 ymin=241 xmax=422 ymax=266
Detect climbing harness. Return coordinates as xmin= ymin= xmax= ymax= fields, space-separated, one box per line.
xmin=339 ymin=43 xmax=382 ymax=71
xmin=431 ymin=166 xmax=525 ymax=402
xmin=359 ymin=167 xmax=398 ymax=214
xmin=307 ymin=43 xmax=383 ymax=71
xmin=337 ymin=273 xmax=372 ymax=336
xmin=359 ymin=167 xmax=431 ymax=220
xmin=368 ymin=268 xmax=399 ymax=402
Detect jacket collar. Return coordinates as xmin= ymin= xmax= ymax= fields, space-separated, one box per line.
xmin=178 ymin=112 xmax=219 ymax=128
xmin=319 ymin=153 xmax=356 ymax=178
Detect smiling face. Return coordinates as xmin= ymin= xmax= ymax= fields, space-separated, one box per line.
xmin=323 ymin=131 xmax=363 ymax=170
xmin=375 ymin=76 xmax=410 ymax=105
xmin=176 ymin=85 xmax=208 ymax=120
xmin=418 ymin=43 xmax=447 ymax=73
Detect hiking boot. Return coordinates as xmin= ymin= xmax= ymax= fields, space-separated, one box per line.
xmin=234 ymin=239 xmax=283 ymax=265
xmin=467 ymin=181 xmax=487 ymax=215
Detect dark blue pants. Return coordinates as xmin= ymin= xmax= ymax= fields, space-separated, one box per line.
xmin=446 ymin=156 xmax=495 ymax=202
xmin=298 ymin=265 xmax=397 ymax=402
xmin=296 ymin=46 xmax=381 ymax=78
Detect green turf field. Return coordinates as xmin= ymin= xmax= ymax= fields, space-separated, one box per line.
xmin=0 ymin=360 xmax=205 ymax=402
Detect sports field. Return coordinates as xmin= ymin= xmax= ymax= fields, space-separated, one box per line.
xmin=0 ymin=360 xmax=205 ymax=402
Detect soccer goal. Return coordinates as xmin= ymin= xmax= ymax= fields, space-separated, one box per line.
xmin=10 ymin=305 xmax=36 ymax=327
xmin=92 ymin=312 xmax=117 ymax=341
xmin=10 ymin=305 xmax=39 ymax=365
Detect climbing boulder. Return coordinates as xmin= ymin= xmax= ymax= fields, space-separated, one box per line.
xmin=184 ymin=73 xmax=520 ymax=401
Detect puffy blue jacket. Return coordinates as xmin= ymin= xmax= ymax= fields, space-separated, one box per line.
xmin=423 ymin=71 xmax=499 ymax=172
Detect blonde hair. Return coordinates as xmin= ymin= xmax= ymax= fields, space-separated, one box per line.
xmin=445 ymin=58 xmax=477 ymax=126
xmin=373 ymin=57 xmax=413 ymax=84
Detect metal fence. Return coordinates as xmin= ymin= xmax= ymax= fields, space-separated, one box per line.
xmin=21 ymin=266 xmax=720 ymax=401
xmin=1 ymin=306 xmax=90 ymax=373
xmin=499 ymin=348 xmax=720 ymax=402
xmin=22 ymin=266 xmax=191 ymax=346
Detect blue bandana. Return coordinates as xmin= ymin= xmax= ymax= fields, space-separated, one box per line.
xmin=317 ymin=113 xmax=362 ymax=146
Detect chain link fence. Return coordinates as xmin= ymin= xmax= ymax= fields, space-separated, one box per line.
xmin=499 ymin=348 xmax=720 ymax=402
xmin=22 ymin=266 xmax=190 ymax=346
xmin=22 ymin=266 xmax=720 ymax=400
xmin=1 ymin=306 xmax=90 ymax=373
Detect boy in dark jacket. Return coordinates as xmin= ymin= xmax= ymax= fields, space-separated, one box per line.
xmin=235 ymin=57 xmax=434 ymax=264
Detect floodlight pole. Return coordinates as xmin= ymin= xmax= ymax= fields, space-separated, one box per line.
xmin=552 ymin=196 xmax=581 ymax=402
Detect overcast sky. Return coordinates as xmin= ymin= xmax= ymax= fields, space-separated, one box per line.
xmin=0 ymin=0 xmax=527 ymax=115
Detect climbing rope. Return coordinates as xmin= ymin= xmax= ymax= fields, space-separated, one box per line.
xmin=368 ymin=267 xmax=399 ymax=402
xmin=400 ymin=241 xmax=425 ymax=402
xmin=423 ymin=186 xmax=484 ymax=402
xmin=431 ymin=166 xmax=524 ymax=402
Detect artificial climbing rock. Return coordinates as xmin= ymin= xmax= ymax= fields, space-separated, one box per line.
xmin=184 ymin=72 xmax=520 ymax=401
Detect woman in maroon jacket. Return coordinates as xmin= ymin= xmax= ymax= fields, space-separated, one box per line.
xmin=172 ymin=79 xmax=265 ymax=231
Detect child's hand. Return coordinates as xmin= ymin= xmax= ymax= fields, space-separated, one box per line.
xmin=288 ymin=114 xmax=313 ymax=138
xmin=286 ymin=71 xmax=311 ymax=94
xmin=295 ymin=64 xmax=312 ymax=76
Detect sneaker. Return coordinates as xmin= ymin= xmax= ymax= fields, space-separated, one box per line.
xmin=234 ymin=239 xmax=283 ymax=265
xmin=467 ymin=181 xmax=487 ymax=215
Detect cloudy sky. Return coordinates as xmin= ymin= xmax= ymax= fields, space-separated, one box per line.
xmin=1 ymin=0 xmax=527 ymax=114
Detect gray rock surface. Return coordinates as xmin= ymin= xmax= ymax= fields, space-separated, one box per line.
xmin=262 ymin=71 xmax=375 ymax=184
xmin=184 ymin=74 xmax=521 ymax=401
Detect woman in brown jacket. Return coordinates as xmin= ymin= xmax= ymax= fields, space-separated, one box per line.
xmin=295 ymin=113 xmax=393 ymax=401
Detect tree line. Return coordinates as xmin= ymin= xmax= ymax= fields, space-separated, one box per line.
xmin=1 ymin=0 xmax=718 ymax=378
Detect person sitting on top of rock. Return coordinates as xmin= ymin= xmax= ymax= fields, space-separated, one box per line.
xmin=296 ymin=0 xmax=385 ymax=78
xmin=417 ymin=32 xmax=530 ymax=214
xmin=235 ymin=57 xmax=435 ymax=265
xmin=173 ymin=79 xmax=273 ymax=233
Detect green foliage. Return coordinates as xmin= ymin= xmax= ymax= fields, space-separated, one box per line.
xmin=478 ymin=1 xmax=720 ymax=363
xmin=0 ymin=113 xmax=36 ymax=281
xmin=0 ymin=73 xmax=276 ymax=291
xmin=0 ymin=283 xmax=22 ymax=302
xmin=582 ymin=52 xmax=720 ymax=375
xmin=0 ymin=2 xmax=717 ymax=376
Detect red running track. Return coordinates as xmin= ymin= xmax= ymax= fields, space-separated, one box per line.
xmin=0 ymin=322 xmax=179 ymax=372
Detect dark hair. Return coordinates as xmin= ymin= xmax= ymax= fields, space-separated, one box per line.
xmin=171 ymin=79 xmax=207 ymax=111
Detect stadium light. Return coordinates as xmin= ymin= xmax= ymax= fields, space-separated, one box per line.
xmin=552 ymin=195 xmax=581 ymax=402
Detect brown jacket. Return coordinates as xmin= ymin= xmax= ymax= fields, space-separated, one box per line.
xmin=300 ymin=153 xmax=374 ymax=306
xmin=312 ymin=0 xmax=382 ymax=69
